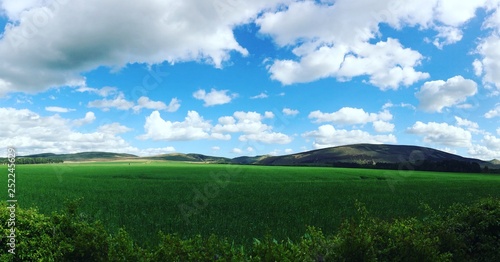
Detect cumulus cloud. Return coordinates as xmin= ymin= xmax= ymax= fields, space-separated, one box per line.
xmin=88 ymin=93 xmax=135 ymax=111
xmin=250 ymin=92 xmax=268 ymax=99
xmin=415 ymin=76 xmax=477 ymax=112
xmin=213 ymin=111 xmax=292 ymax=144
xmin=282 ymin=108 xmax=299 ymax=116
xmin=0 ymin=0 xmax=292 ymax=96
xmin=254 ymin=0 xmax=492 ymax=89
xmin=72 ymin=111 xmax=96 ymax=126
xmin=239 ymin=132 xmax=292 ymax=144
xmin=373 ymin=120 xmax=395 ymax=133
xmin=309 ymin=107 xmax=392 ymax=125
xmin=475 ymin=6 xmax=500 ymax=92
xmin=468 ymin=133 xmax=500 ymax=160
xmin=231 ymin=148 xmax=243 ymax=154
xmin=132 ymin=97 xmax=180 ymax=113
xmin=485 ymin=104 xmax=500 ymax=118
xmin=303 ymin=124 xmax=397 ymax=149
xmin=139 ymin=146 xmax=176 ymax=156
xmin=407 ymin=121 xmax=472 ymax=148
xmin=138 ymin=110 xmax=216 ymax=141
xmin=45 ymin=106 xmax=75 ymax=113
xmin=76 ymin=86 xmax=118 ymax=97
xmin=0 ymin=107 xmax=139 ymax=155
xmin=193 ymin=88 xmax=236 ymax=107
xmin=455 ymin=116 xmax=480 ymax=133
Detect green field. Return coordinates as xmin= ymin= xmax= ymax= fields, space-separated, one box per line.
xmin=7 ymin=161 xmax=500 ymax=247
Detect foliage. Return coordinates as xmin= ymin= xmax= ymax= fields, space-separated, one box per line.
xmin=1 ymin=198 xmax=499 ymax=261
xmin=8 ymin=163 xmax=500 ymax=248
xmin=0 ymin=157 xmax=64 ymax=165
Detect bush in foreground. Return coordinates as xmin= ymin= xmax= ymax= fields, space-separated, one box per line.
xmin=1 ymin=198 xmax=499 ymax=261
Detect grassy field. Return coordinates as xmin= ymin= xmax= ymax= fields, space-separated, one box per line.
xmin=6 ymin=161 xmax=500 ymax=247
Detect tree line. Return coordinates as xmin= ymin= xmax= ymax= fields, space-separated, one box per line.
xmin=0 ymin=157 xmax=64 ymax=165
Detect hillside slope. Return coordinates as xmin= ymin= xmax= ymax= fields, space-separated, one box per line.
xmin=256 ymin=144 xmax=491 ymax=170
xmin=22 ymin=152 xmax=138 ymax=161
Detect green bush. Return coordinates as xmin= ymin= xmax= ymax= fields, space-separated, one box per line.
xmin=1 ymin=198 xmax=499 ymax=261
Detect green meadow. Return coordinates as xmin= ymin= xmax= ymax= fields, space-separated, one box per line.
xmin=7 ymin=161 xmax=500 ymax=247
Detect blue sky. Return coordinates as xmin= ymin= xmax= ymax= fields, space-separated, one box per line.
xmin=1 ymin=0 xmax=500 ymax=159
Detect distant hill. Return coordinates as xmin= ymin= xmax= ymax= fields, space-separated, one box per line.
xmin=22 ymin=152 xmax=138 ymax=161
xmin=256 ymin=144 xmax=494 ymax=172
xmin=145 ymin=153 xmax=230 ymax=163
xmin=231 ymin=155 xmax=269 ymax=164
xmin=10 ymin=144 xmax=500 ymax=173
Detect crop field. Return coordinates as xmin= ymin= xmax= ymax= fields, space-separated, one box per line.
xmin=6 ymin=161 xmax=500 ymax=247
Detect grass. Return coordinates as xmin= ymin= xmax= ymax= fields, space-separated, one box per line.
xmin=5 ymin=161 xmax=500 ymax=248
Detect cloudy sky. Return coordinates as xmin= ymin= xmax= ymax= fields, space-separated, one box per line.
xmin=1 ymin=0 xmax=500 ymax=160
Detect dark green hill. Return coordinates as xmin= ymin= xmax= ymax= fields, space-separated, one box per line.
xmin=231 ymin=155 xmax=269 ymax=164
xmin=146 ymin=153 xmax=230 ymax=163
xmin=256 ymin=144 xmax=491 ymax=172
xmin=22 ymin=152 xmax=138 ymax=161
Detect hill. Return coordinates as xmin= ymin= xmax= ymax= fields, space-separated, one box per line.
xmin=256 ymin=144 xmax=493 ymax=172
xmin=22 ymin=152 xmax=138 ymax=161
xmin=231 ymin=155 xmax=269 ymax=164
xmin=145 ymin=153 xmax=230 ymax=163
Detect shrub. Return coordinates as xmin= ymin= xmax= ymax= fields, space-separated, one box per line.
xmin=0 ymin=198 xmax=499 ymax=261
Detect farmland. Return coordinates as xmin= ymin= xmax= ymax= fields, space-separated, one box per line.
xmin=6 ymin=161 xmax=500 ymax=248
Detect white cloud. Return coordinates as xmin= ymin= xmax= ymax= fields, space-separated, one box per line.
xmin=165 ymin=98 xmax=181 ymax=112
xmin=303 ymin=124 xmax=397 ymax=149
xmin=0 ymin=107 xmax=137 ymax=155
xmin=468 ymin=144 xmax=500 ymax=160
xmin=382 ymin=102 xmax=416 ymax=110
xmin=0 ymin=0 xmax=303 ymax=95
xmin=231 ymin=148 xmax=243 ymax=154
xmin=132 ymin=97 xmax=180 ymax=113
xmin=485 ymin=104 xmax=500 ymax=118
xmin=72 ymin=112 xmax=96 ymax=126
xmin=415 ymin=76 xmax=477 ymax=112
xmin=473 ymin=59 xmax=483 ymax=76
xmin=309 ymin=107 xmax=392 ymax=125
xmin=214 ymin=111 xmax=270 ymax=134
xmin=213 ymin=111 xmax=292 ymax=144
xmin=239 ymin=132 xmax=292 ymax=144
xmin=282 ymin=108 xmax=299 ymax=116
xmin=211 ymin=146 xmax=220 ymax=151
xmin=250 ymin=92 xmax=268 ymax=99
xmin=484 ymin=134 xmax=500 ymax=150
xmin=77 ymin=86 xmax=118 ymax=97
xmin=138 ymin=110 xmax=213 ymax=141
xmin=193 ymin=88 xmax=236 ymax=107
xmin=455 ymin=116 xmax=480 ymax=133
xmin=433 ymin=26 xmax=463 ymax=48
xmin=88 ymin=93 xmax=134 ymax=111
xmin=138 ymin=146 xmax=176 ymax=156
xmin=475 ymin=35 xmax=500 ymax=92
xmin=133 ymin=96 xmax=168 ymax=112
xmin=468 ymin=133 xmax=500 ymax=160
xmin=256 ymin=1 xmax=435 ymax=89
xmin=247 ymin=147 xmax=254 ymax=152
xmin=373 ymin=120 xmax=395 ymax=133
xmin=264 ymin=111 xmax=274 ymax=119
xmin=97 ymin=122 xmax=132 ymax=134
xmin=407 ymin=121 xmax=472 ymax=148
xmin=497 ymin=128 xmax=500 ymax=136
xmin=45 ymin=106 xmax=75 ymax=113
xmin=284 ymin=148 xmax=293 ymax=154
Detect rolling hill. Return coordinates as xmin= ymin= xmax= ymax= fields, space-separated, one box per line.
xmin=11 ymin=144 xmax=500 ymax=172
xmin=22 ymin=152 xmax=138 ymax=161
xmin=145 ymin=153 xmax=230 ymax=163
xmin=256 ymin=144 xmax=495 ymax=171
